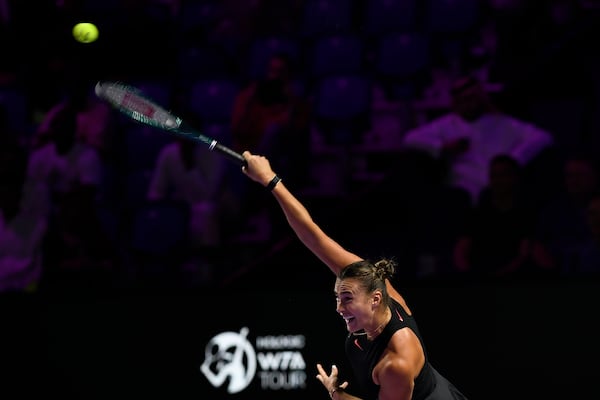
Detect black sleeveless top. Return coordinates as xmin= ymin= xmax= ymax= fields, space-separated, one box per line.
xmin=344 ymin=298 xmax=436 ymax=400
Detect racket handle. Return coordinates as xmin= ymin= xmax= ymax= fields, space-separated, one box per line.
xmin=213 ymin=142 xmax=247 ymax=167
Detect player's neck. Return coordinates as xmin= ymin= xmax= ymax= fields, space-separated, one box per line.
xmin=365 ymin=307 xmax=392 ymax=341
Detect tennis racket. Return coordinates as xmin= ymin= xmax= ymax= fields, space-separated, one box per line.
xmin=94 ymin=81 xmax=246 ymax=166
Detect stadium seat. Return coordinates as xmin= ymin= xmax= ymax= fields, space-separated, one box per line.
xmin=363 ymin=0 xmax=419 ymax=37
xmin=130 ymin=200 xmax=189 ymax=257
xmin=310 ymin=34 xmax=365 ymax=79
xmin=188 ymin=78 xmax=239 ymax=124
xmin=300 ymin=0 xmax=355 ymax=38
xmin=245 ymin=36 xmax=301 ymax=80
xmin=177 ymin=45 xmax=234 ymax=83
xmin=314 ymin=74 xmax=372 ymax=145
xmin=374 ymin=32 xmax=431 ymax=100
xmin=124 ymin=125 xmax=174 ymax=172
xmin=425 ymin=0 xmax=480 ymax=35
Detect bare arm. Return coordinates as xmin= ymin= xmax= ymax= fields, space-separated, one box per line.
xmin=316 ymin=328 xmax=422 ymax=400
xmin=375 ymin=358 xmax=414 ymax=400
xmin=242 ymin=151 xmax=361 ymax=275
xmin=374 ymin=329 xmax=424 ymax=400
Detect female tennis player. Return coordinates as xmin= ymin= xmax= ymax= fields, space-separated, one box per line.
xmin=242 ymin=151 xmax=469 ymax=400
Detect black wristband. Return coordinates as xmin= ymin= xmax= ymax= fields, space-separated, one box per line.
xmin=266 ymin=175 xmax=282 ymax=191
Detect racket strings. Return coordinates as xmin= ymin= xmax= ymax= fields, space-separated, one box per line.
xmin=96 ymin=82 xmax=179 ymax=129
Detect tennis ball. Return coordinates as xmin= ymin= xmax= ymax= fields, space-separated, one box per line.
xmin=72 ymin=22 xmax=99 ymax=43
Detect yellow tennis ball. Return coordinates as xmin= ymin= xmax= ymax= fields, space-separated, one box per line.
xmin=72 ymin=22 xmax=99 ymax=43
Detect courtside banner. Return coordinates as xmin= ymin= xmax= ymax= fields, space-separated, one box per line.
xmin=193 ymin=291 xmax=352 ymax=399
xmin=14 ymin=281 xmax=586 ymax=399
xmin=39 ymin=290 xmax=352 ymax=400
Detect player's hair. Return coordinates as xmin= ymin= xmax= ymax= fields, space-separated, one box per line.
xmin=339 ymin=259 xmax=397 ymax=306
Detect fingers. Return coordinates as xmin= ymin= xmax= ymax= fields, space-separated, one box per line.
xmin=316 ymin=363 xmax=336 ymax=375
xmin=241 ymin=151 xmax=275 ymax=184
xmin=315 ymin=363 xmax=338 ymax=382
xmin=243 ymin=150 xmax=268 ymax=160
xmin=316 ymin=363 xmax=325 ymax=373
xmin=316 ymin=364 xmax=349 ymax=395
xmin=315 ymin=363 xmax=324 ymax=382
xmin=241 ymin=151 xmax=254 ymax=174
xmin=243 ymin=151 xmax=262 ymax=162
xmin=241 ymin=151 xmax=249 ymax=170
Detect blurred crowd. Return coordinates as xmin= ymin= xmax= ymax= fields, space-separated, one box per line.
xmin=1 ymin=0 xmax=600 ymax=292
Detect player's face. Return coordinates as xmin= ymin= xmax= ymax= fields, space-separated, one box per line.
xmin=334 ymin=278 xmax=375 ymax=333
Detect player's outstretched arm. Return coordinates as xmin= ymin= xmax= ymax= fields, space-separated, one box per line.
xmin=242 ymin=151 xmax=361 ymax=275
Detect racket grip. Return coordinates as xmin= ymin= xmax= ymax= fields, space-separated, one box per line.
xmin=213 ymin=142 xmax=247 ymax=167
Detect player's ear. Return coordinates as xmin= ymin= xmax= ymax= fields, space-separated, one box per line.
xmin=372 ymin=291 xmax=382 ymax=307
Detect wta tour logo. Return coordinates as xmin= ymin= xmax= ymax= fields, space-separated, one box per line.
xmin=200 ymin=327 xmax=307 ymax=393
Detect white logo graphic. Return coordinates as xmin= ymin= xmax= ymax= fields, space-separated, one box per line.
xmin=200 ymin=327 xmax=257 ymax=394
xmin=201 ymin=328 xmax=307 ymax=393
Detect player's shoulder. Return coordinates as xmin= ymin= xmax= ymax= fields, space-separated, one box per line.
xmin=385 ymin=321 xmax=423 ymax=359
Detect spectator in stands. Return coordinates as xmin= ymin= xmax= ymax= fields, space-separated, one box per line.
xmin=231 ymin=51 xmax=311 ymax=236
xmin=531 ymin=152 xmax=600 ymax=275
xmin=231 ymin=51 xmax=311 ymax=182
xmin=74 ymin=87 xmax=116 ymax=161
xmin=147 ymin=111 xmax=239 ymax=281
xmin=574 ymin=191 xmax=600 ymax=275
xmin=402 ymin=75 xmax=554 ymax=205
xmin=453 ymin=154 xmax=539 ymax=279
xmin=0 ymin=107 xmax=46 ymax=292
xmin=21 ymin=92 xmax=113 ymax=286
xmin=34 ymin=80 xmax=116 ymax=159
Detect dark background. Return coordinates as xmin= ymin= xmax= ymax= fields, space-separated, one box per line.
xmin=3 ymin=276 xmax=599 ymax=399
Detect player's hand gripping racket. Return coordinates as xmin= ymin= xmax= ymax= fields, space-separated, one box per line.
xmin=94 ymin=81 xmax=246 ymax=166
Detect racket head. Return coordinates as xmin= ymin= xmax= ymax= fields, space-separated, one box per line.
xmin=94 ymin=81 xmax=181 ymax=131
xmin=95 ymin=81 xmax=246 ymax=165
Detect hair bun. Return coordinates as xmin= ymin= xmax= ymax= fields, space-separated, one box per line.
xmin=374 ymin=259 xmax=396 ymax=280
